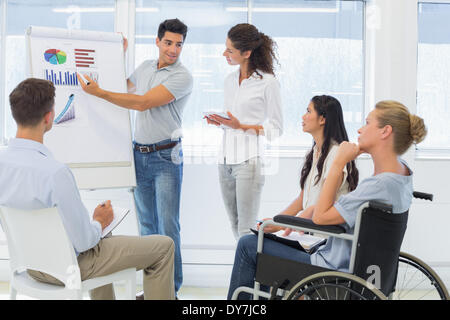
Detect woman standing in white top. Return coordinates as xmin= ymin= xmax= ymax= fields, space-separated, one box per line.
xmin=262 ymin=95 xmax=359 ymax=235
xmin=205 ymin=23 xmax=283 ymax=240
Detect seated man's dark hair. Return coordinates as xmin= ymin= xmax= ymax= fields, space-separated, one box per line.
xmin=157 ymin=18 xmax=188 ymax=41
xmin=9 ymin=78 xmax=55 ymax=127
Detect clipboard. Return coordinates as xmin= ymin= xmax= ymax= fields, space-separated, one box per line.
xmin=100 ymin=207 xmax=130 ymax=238
xmin=250 ymin=228 xmax=326 ymax=253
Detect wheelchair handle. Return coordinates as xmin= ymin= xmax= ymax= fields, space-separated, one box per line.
xmin=413 ymin=191 xmax=433 ymax=201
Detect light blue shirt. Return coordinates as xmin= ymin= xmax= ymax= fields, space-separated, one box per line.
xmin=0 ymin=138 xmax=102 ymax=256
xmin=129 ymin=59 xmax=193 ymax=144
xmin=310 ymin=159 xmax=414 ymax=272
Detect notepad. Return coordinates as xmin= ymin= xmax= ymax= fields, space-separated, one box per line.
xmin=250 ymin=228 xmax=326 ymax=253
xmin=277 ymin=230 xmax=326 ymax=251
xmin=203 ymin=111 xmax=230 ymax=120
xmin=99 ymin=207 xmax=130 ymax=238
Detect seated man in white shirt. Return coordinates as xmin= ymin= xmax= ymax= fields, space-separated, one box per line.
xmin=0 ymin=78 xmax=175 ymax=300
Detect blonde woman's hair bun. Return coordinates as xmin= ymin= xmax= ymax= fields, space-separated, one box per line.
xmin=409 ymin=114 xmax=427 ymax=144
xmin=375 ymin=100 xmax=427 ymax=154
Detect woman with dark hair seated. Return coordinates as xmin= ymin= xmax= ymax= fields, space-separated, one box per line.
xmin=228 ymin=95 xmax=359 ymax=299
xmin=228 ymin=100 xmax=427 ymax=300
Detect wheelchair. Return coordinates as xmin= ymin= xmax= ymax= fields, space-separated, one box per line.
xmin=231 ymin=192 xmax=449 ymax=300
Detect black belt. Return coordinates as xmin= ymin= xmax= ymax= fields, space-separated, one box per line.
xmin=134 ymin=141 xmax=179 ymax=153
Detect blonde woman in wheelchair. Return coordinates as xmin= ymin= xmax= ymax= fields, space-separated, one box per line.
xmin=228 ymin=100 xmax=427 ymax=300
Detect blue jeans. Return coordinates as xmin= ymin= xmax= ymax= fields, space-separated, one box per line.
xmin=227 ymin=234 xmax=312 ymax=300
xmin=133 ymin=139 xmax=183 ymax=293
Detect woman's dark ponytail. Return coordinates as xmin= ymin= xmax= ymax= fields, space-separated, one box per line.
xmin=227 ymin=24 xmax=278 ymax=77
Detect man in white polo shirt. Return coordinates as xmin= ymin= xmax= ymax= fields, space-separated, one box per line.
xmin=77 ymin=18 xmax=193 ymax=296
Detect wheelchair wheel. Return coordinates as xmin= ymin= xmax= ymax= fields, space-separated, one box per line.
xmin=285 ymin=271 xmax=387 ymax=300
xmin=392 ymin=252 xmax=449 ymax=300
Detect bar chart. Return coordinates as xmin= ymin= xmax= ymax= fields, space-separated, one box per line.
xmin=45 ymin=69 xmax=79 ymax=87
xmin=74 ymin=48 xmax=97 ymax=68
xmin=80 ymin=71 xmax=99 ymax=83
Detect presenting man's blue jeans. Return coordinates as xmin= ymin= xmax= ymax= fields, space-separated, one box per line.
xmin=227 ymin=234 xmax=312 ymax=300
xmin=133 ymin=139 xmax=183 ymax=293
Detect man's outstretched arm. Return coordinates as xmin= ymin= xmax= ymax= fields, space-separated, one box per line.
xmin=77 ymin=73 xmax=174 ymax=111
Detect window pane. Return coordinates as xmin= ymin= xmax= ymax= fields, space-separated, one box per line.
xmin=135 ymin=1 xmax=364 ymax=149
xmin=252 ymin=0 xmax=364 ymax=147
xmin=417 ymin=2 xmax=450 ymax=150
xmin=135 ymin=0 xmax=246 ymax=148
xmin=4 ymin=0 xmax=115 ymax=139
xmin=0 ymin=1 xmax=4 ymax=142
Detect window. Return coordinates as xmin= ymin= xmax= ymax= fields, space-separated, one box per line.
xmin=2 ymin=0 xmax=115 ymax=140
xmin=417 ymin=2 xmax=450 ymax=152
xmin=251 ymin=0 xmax=364 ymax=147
xmin=1 ymin=0 xmax=365 ymax=151
xmin=0 ymin=1 xmax=5 ymax=144
xmin=135 ymin=0 xmax=246 ymax=151
xmin=134 ymin=0 xmax=364 ymax=152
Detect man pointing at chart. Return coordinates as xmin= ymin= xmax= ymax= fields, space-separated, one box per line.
xmin=77 ymin=18 xmax=193 ymax=298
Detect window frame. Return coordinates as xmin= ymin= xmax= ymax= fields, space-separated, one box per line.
xmin=131 ymin=0 xmax=367 ymax=158
xmin=251 ymin=0 xmax=367 ymax=159
xmin=0 ymin=0 xmax=7 ymax=146
xmin=8 ymin=1 xmax=446 ymax=160
xmin=415 ymin=0 xmax=450 ymax=159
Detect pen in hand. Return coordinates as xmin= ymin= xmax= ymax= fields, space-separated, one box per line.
xmin=256 ymin=219 xmax=265 ymax=231
xmin=93 ymin=200 xmax=113 ymax=230
xmin=99 ymin=200 xmax=111 ymax=208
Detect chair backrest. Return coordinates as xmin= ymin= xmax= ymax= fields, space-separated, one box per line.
xmin=0 ymin=206 xmax=81 ymax=287
xmin=352 ymin=202 xmax=408 ymax=296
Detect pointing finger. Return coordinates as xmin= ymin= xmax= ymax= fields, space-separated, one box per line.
xmin=76 ymin=73 xmax=85 ymax=86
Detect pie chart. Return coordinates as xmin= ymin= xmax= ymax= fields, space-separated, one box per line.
xmin=44 ymin=49 xmax=67 ymax=65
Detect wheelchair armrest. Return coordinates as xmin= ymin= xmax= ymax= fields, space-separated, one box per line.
xmin=368 ymin=201 xmax=393 ymax=213
xmin=273 ymin=215 xmax=347 ymax=234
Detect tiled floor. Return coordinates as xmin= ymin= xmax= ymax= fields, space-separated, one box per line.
xmin=0 ymin=281 xmax=445 ymax=300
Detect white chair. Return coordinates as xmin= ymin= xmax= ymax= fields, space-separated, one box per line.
xmin=0 ymin=206 xmax=136 ymax=300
